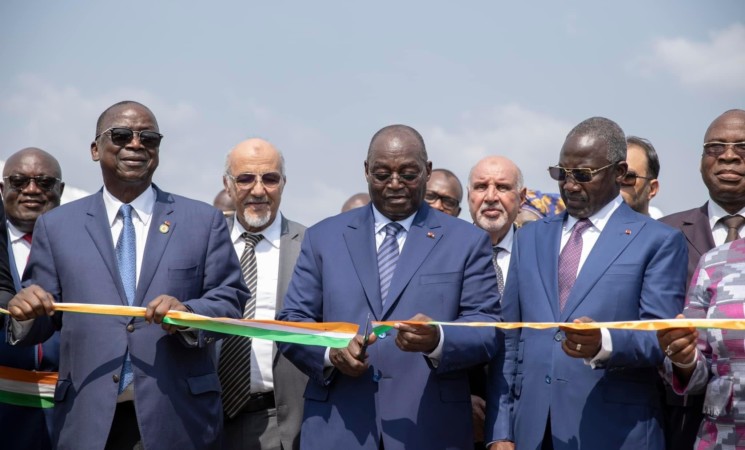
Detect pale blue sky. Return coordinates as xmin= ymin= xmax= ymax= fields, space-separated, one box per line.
xmin=2 ymin=1 xmax=743 ymax=225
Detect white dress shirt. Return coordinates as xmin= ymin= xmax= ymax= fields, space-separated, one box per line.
xmin=7 ymin=221 xmax=31 ymax=277
xmin=708 ymin=201 xmax=745 ymax=246
xmin=230 ymin=214 xmax=283 ymax=394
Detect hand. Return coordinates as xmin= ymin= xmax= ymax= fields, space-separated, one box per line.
xmin=490 ymin=441 xmax=515 ymax=450
xmin=394 ymin=313 xmax=439 ymax=353
xmin=329 ymin=333 xmax=377 ymax=377
xmin=657 ymin=314 xmax=698 ymax=369
xmin=560 ymin=317 xmax=602 ymax=359
xmin=145 ymin=295 xmax=189 ymax=333
xmin=7 ymin=285 xmax=55 ymax=321
xmin=471 ymin=395 xmax=486 ymax=442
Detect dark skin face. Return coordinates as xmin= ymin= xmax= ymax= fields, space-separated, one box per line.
xmin=1 ymin=149 xmax=64 ymax=233
xmin=558 ymin=133 xmax=627 ymax=219
xmin=91 ymin=104 xmax=160 ymax=203
xmin=364 ymin=132 xmax=432 ymax=221
xmin=700 ymin=111 xmax=745 ymax=214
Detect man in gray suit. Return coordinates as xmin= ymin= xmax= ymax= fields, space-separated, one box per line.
xmin=219 ymin=138 xmax=307 ymax=450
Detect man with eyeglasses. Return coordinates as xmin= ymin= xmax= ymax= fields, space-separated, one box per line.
xmin=485 ymin=117 xmax=687 ymax=450
xmin=5 ymin=100 xmax=247 ymax=450
xmin=278 ymin=124 xmax=501 ymax=450
xmin=619 ymin=136 xmax=660 ymax=217
xmin=218 ymin=138 xmax=308 ymax=450
xmin=0 ymin=148 xmax=64 ymax=450
xmin=425 ymin=168 xmax=463 ymax=217
xmin=658 ymin=108 xmax=745 ymax=450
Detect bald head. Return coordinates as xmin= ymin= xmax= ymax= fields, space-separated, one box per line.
xmin=366 ymin=125 xmax=428 ymax=164
xmin=341 ymin=193 xmax=371 ymax=212
xmin=700 ymin=109 xmax=745 ymax=213
xmin=4 ymin=147 xmax=62 ymax=179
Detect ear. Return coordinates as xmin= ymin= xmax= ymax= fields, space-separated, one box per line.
xmin=614 ymin=161 xmax=628 ymax=183
xmin=58 ymin=182 xmax=66 ymax=197
xmin=91 ymin=140 xmax=100 ymax=162
xmin=364 ymin=160 xmax=371 ymax=182
xmin=222 ymin=177 xmax=232 ymax=198
xmin=424 ymin=161 xmax=433 ymax=182
xmin=518 ymin=187 xmax=527 ymax=204
xmin=648 ymin=179 xmax=660 ymax=200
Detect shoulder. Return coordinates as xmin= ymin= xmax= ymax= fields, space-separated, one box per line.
xmin=39 ymin=192 xmax=100 ymax=222
xmin=306 ymin=206 xmax=368 ymax=234
xmin=160 ymin=191 xmax=220 ymax=217
xmin=659 ymin=205 xmax=706 ymax=227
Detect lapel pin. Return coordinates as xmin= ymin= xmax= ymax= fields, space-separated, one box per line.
xmin=624 ymin=229 xmax=631 ymax=235
xmin=160 ymin=221 xmax=171 ymax=234
xmin=426 ymin=232 xmax=435 ymax=239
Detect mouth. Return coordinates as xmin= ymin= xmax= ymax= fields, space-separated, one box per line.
xmin=715 ymin=169 xmax=744 ymax=182
xmin=479 ymin=207 xmax=503 ymax=218
xmin=19 ymin=199 xmax=45 ymax=209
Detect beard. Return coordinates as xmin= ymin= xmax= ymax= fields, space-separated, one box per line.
xmin=240 ymin=195 xmax=272 ymax=229
xmin=475 ymin=202 xmax=509 ymax=235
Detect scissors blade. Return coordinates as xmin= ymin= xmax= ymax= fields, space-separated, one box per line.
xmin=358 ymin=313 xmax=372 ymax=360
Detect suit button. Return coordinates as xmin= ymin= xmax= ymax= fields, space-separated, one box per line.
xmin=113 ymin=374 xmax=120 ymax=383
xmin=126 ymin=324 xmax=135 ymax=332
xmin=378 ymin=332 xmax=387 ymax=339
xmin=372 ymin=371 xmax=381 ymax=382
xmin=554 ymin=331 xmax=562 ymax=342
xmin=545 ymin=375 xmax=551 ymax=384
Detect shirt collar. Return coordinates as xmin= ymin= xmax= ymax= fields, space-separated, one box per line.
xmin=6 ymin=221 xmax=26 ymax=243
xmin=564 ymin=195 xmax=623 ymax=233
xmin=496 ymin=224 xmax=515 ymax=253
xmin=102 ymin=186 xmax=156 ymax=227
xmin=231 ymin=212 xmax=282 ymax=249
xmin=708 ymin=201 xmax=745 ymax=230
xmin=371 ymin=205 xmax=417 ymax=234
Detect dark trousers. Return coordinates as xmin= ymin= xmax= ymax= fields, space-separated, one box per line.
xmin=105 ymin=401 xmax=143 ymax=450
xmin=664 ymin=389 xmax=705 ymax=450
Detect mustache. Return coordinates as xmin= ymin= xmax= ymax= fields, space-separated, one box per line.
xmin=244 ymin=195 xmax=269 ymax=203
xmin=479 ymin=201 xmax=505 ymax=214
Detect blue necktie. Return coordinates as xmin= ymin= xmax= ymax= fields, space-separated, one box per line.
xmin=116 ymin=204 xmax=136 ymax=394
xmin=378 ymin=223 xmax=403 ymax=307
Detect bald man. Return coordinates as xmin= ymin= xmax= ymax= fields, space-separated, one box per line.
xmin=425 ymin=168 xmax=463 ymax=217
xmin=341 ymin=192 xmax=370 ymax=212
xmin=219 ymin=138 xmax=308 ymax=450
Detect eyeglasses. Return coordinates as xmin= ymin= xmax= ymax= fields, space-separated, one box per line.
xmin=548 ymin=163 xmax=615 ymax=183
xmin=3 ymin=175 xmax=61 ymax=191
xmin=703 ymin=141 xmax=745 ymax=158
xmin=369 ymin=171 xmax=422 ymax=184
xmin=620 ymin=171 xmax=654 ymax=186
xmin=226 ymin=172 xmax=283 ymax=189
xmin=95 ymin=127 xmax=163 ymax=148
xmin=424 ymin=191 xmax=460 ymax=210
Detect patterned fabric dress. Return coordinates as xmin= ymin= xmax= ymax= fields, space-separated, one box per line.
xmin=666 ymin=238 xmax=745 ymax=449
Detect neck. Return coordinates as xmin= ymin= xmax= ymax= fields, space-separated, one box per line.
xmin=8 ymin=218 xmax=34 ymax=234
xmin=491 ymin=227 xmax=509 ymax=246
xmin=714 ymin=199 xmax=745 ymax=215
xmin=107 ymin=183 xmax=151 ymax=204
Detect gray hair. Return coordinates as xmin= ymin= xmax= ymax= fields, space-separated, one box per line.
xmin=566 ymin=117 xmax=626 ymax=164
xmin=223 ymin=146 xmax=286 ymax=177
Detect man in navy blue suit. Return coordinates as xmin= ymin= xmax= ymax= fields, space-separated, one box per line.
xmin=278 ymin=124 xmax=502 ymax=450
xmin=486 ymin=117 xmax=687 ymax=450
xmin=6 ymin=101 xmax=247 ymax=450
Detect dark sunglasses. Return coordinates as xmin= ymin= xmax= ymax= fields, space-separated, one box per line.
xmin=95 ymin=127 xmax=163 ymax=148
xmin=3 ymin=175 xmax=61 ymax=191
xmin=548 ymin=163 xmax=614 ymax=183
xmin=703 ymin=141 xmax=745 ymax=158
xmin=370 ymin=171 xmax=421 ymax=184
xmin=424 ymin=191 xmax=460 ymax=210
xmin=226 ymin=172 xmax=283 ymax=189
xmin=620 ymin=171 xmax=654 ymax=186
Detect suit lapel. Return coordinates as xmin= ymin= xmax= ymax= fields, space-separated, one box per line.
xmin=560 ymin=204 xmax=641 ymax=321
xmin=343 ymin=207 xmax=383 ymax=318
xmin=536 ymin=214 xmax=563 ymax=320
xmin=135 ymin=187 xmax=175 ymax=307
xmin=681 ymin=203 xmax=715 ymax=257
xmin=85 ymin=192 xmax=128 ymax=305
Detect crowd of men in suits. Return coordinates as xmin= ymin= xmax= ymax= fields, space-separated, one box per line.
xmin=0 ymin=102 xmax=743 ymax=450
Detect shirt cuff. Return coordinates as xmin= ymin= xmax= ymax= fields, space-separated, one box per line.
xmin=423 ymin=325 xmax=445 ymax=368
xmin=584 ymin=327 xmax=612 ymax=368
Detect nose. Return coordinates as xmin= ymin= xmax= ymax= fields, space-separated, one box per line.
xmin=125 ymin=131 xmax=145 ymax=149
xmin=23 ymin=178 xmax=44 ymax=194
xmin=562 ymin=177 xmax=583 ymax=192
xmin=719 ymin=145 xmax=744 ymax=162
xmin=484 ymin=185 xmax=500 ymax=202
xmin=249 ymin=178 xmax=267 ymax=196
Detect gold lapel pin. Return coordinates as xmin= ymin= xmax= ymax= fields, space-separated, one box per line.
xmin=426 ymin=232 xmax=435 ymax=239
xmin=160 ymin=221 xmax=171 ymax=234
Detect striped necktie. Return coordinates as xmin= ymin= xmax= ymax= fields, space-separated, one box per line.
xmin=378 ymin=223 xmax=403 ymax=308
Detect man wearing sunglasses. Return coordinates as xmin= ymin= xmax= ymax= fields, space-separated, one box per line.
xmin=424 ymin=168 xmax=463 ymax=217
xmin=278 ymin=124 xmax=501 ymax=450
xmin=658 ymin=108 xmax=745 ymax=450
xmin=218 ymin=138 xmax=308 ymax=450
xmin=5 ymin=100 xmax=247 ymax=450
xmin=486 ymin=117 xmax=687 ymax=450
xmin=619 ymin=136 xmax=660 ymax=217
xmin=0 ymin=147 xmax=64 ymax=450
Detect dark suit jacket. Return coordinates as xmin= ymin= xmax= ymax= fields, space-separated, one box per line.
xmin=9 ymin=186 xmax=247 ymax=450
xmin=659 ymin=202 xmax=714 ymax=286
xmin=278 ymin=204 xmax=502 ymax=450
xmin=0 ymin=201 xmax=13 ymax=308
xmin=487 ymin=202 xmax=688 ymax=450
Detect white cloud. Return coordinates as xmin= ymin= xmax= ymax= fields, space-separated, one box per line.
xmin=634 ymin=23 xmax=745 ymax=91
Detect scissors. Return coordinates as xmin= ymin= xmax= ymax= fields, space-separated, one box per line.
xmin=357 ymin=313 xmax=372 ymax=361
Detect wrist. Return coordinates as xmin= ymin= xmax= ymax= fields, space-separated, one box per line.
xmin=672 ymin=348 xmax=698 ymax=369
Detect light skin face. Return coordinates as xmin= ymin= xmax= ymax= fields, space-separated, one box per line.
xmin=425 ymin=171 xmax=462 ymax=217
xmin=700 ymin=110 xmax=745 ymax=214
xmin=558 ymin=134 xmax=627 ymax=219
xmin=91 ymin=104 xmax=160 ymax=204
xmin=364 ymin=131 xmax=432 ymax=221
xmin=1 ymin=148 xmax=65 ymax=233
xmin=468 ymin=157 xmax=526 ymax=244
xmin=223 ymin=138 xmax=285 ymax=233
xmin=620 ymin=144 xmax=659 ymax=216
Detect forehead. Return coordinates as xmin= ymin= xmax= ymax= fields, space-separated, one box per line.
xmin=428 ymin=172 xmax=460 ymax=193
xmin=559 ymin=134 xmax=609 ymax=167
xmin=470 ymin=160 xmax=517 ymax=185
xmin=4 ymin=152 xmax=59 ymax=177
xmin=104 ymin=105 xmax=158 ymax=130
xmin=705 ymin=113 xmax=745 ymax=142
xmin=625 ymin=144 xmax=649 ymax=173
xmin=229 ymin=145 xmax=282 ymax=172
xmin=369 ymin=134 xmax=425 ymax=168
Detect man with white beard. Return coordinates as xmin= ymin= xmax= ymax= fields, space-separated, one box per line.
xmin=466 ymin=155 xmax=526 ymax=449
xmin=219 ymin=138 xmax=308 ymax=450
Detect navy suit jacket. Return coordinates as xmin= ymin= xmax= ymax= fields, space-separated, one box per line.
xmin=9 ymin=186 xmax=247 ymax=450
xmin=278 ymin=204 xmax=502 ymax=450
xmin=659 ymin=202 xmax=714 ymax=286
xmin=487 ymin=202 xmax=687 ymax=450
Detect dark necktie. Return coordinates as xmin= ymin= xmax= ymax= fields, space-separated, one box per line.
xmin=116 ymin=204 xmax=136 ymax=394
xmin=721 ymin=215 xmax=745 ymax=243
xmin=22 ymin=233 xmax=32 ymax=263
xmin=378 ymin=223 xmax=403 ymax=307
xmin=492 ymin=246 xmax=505 ymax=295
xmin=219 ymin=232 xmax=263 ymax=419
xmin=558 ymin=219 xmax=592 ymax=311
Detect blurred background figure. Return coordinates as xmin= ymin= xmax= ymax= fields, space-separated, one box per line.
xmin=340 ymin=192 xmax=370 ymax=212
xmin=620 ymin=136 xmax=660 ymax=217
xmin=213 ymin=189 xmax=236 ymax=218
xmin=424 ymin=168 xmax=462 ymax=217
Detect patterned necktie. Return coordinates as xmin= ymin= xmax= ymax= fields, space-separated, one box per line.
xmin=378 ymin=223 xmax=403 ymax=308
xmin=492 ymin=246 xmax=505 ymax=295
xmin=557 ymin=219 xmax=592 ymax=311
xmin=219 ymin=232 xmax=263 ymax=418
xmin=721 ymin=215 xmax=745 ymax=243
xmin=116 ymin=204 xmax=136 ymax=394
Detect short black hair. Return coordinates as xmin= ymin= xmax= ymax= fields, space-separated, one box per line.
xmin=95 ymin=100 xmax=156 ymax=136
xmin=626 ymin=136 xmax=660 ymax=178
